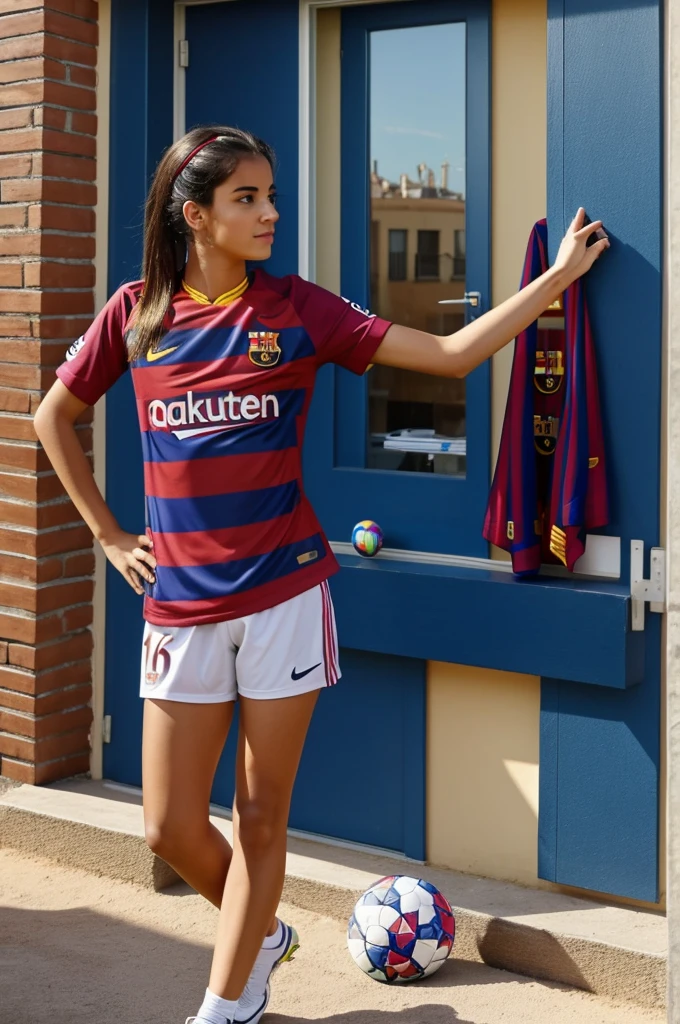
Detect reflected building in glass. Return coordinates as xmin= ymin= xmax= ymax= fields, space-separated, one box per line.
xmin=368 ymin=159 xmax=467 ymax=476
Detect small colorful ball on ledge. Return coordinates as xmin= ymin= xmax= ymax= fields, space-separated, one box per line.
xmin=352 ymin=520 xmax=384 ymax=557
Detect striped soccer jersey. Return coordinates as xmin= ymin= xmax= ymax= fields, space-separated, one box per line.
xmin=482 ymin=220 xmax=608 ymax=573
xmin=56 ymin=269 xmax=392 ymax=626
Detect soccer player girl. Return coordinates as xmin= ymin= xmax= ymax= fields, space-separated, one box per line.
xmin=34 ymin=125 xmax=609 ymax=1024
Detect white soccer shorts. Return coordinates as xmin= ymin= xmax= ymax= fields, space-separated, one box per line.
xmin=139 ymin=581 xmax=340 ymax=702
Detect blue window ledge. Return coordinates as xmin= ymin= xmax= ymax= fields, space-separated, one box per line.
xmin=330 ymin=555 xmax=643 ymax=689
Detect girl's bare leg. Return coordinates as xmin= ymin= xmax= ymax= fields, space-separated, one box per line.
xmin=142 ymin=697 xmax=236 ymax=909
xmin=208 ymin=689 xmax=319 ymax=999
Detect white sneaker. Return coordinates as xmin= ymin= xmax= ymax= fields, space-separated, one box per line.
xmin=185 ymin=1018 xmax=233 ymax=1024
xmin=234 ymin=921 xmax=300 ymax=1024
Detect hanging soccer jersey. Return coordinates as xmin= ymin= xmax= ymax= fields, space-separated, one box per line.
xmin=483 ymin=220 xmax=609 ymax=574
xmin=57 ymin=270 xmax=392 ymax=625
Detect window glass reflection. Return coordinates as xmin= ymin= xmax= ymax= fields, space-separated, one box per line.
xmin=367 ymin=22 xmax=467 ymax=476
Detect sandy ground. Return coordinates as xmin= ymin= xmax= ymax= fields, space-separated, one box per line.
xmin=0 ymin=847 xmax=665 ymax=1024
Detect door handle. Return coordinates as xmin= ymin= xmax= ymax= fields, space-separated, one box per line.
xmin=438 ymin=291 xmax=481 ymax=308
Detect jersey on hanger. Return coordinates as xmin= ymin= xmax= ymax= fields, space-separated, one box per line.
xmin=483 ymin=220 xmax=608 ymax=574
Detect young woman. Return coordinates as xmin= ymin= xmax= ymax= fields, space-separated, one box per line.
xmin=34 ymin=125 xmax=609 ymax=1024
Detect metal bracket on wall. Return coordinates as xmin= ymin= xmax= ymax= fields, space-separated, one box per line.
xmin=630 ymin=540 xmax=665 ymax=631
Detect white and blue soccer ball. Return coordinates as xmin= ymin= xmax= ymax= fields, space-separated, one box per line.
xmin=347 ymin=874 xmax=455 ymax=983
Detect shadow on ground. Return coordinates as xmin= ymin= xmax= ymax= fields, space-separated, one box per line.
xmin=0 ymin=905 xmax=213 ymax=1024
xmin=267 ymin=1010 xmax=466 ymax=1023
xmin=0 ymin=902 xmax=538 ymax=1024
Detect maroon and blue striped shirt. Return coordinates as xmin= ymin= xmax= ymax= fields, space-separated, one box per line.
xmin=57 ymin=270 xmax=392 ymax=625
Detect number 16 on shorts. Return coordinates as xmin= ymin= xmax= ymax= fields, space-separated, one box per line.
xmin=143 ymin=630 xmax=173 ymax=688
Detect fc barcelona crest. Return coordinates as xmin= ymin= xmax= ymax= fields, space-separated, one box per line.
xmin=534 ymin=414 xmax=559 ymax=455
xmin=248 ymin=331 xmax=281 ymax=368
xmin=534 ymin=349 xmax=564 ymax=394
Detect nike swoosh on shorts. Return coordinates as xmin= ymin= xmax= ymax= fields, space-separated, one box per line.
xmin=291 ymin=663 xmax=322 ymax=681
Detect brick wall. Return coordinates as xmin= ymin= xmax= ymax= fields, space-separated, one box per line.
xmin=0 ymin=0 xmax=99 ymax=784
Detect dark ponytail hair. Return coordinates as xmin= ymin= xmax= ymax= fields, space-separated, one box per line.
xmin=129 ymin=125 xmax=276 ymax=362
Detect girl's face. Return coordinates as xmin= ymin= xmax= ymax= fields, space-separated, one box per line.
xmin=183 ymin=154 xmax=279 ymax=261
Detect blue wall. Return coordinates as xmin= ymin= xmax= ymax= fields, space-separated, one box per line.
xmin=542 ymin=0 xmax=663 ymax=901
xmin=185 ymin=0 xmax=299 ymax=279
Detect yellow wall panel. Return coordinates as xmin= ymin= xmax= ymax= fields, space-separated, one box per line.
xmin=491 ymin=0 xmax=547 ymax=462
xmin=427 ymin=662 xmax=541 ymax=884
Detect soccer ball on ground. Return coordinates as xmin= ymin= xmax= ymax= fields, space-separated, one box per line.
xmin=347 ymin=874 xmax=455 ymax=983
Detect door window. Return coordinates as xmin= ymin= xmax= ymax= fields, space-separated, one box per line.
xmin=305 ymin=0 xmax=491 ymax=556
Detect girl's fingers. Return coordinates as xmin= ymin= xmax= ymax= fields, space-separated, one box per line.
xmin=589 ymin=237 xmax=609 ymax=255
xmin=125 ymin=568 xmax=144 ymax=595
xmin=575 ymin=221 xmax=604 ymax=241
xmin=133 ymin=547 xmax=157 ymax=569
xmin=131 ymin=555 xmax=155 ymax=583
xmin=138 ymin=534 xmax=153 ymax=549
xmin=585 ymin=239 xmax=609 ymax=268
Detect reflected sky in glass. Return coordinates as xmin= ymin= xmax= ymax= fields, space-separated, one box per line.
xmin=370 ymin=23 xmax=466 ymax=195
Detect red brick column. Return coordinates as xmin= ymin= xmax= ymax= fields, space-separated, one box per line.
xmin=0 ymin=0 xmax=99 ymax=783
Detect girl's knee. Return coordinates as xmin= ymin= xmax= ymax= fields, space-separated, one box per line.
xmin=144 ymin=815 xmax=198 ymax=859
xmin=235 ymin=800 xmax=284 ymax=854
xmin=144 ymin=818 xmax=172 ymax=856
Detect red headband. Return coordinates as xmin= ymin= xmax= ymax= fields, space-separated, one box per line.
xmin=172 ymin=135 xmax=221 ymax=183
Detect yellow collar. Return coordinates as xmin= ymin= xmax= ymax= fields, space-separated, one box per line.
xmin=181 ymin=276 xmax=249 ymax=306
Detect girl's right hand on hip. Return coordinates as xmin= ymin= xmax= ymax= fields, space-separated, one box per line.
xmin=101 ymin=530 xmax=157 ymax=595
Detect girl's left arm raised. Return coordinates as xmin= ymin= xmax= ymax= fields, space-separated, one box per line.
xmin=372 ymin=208 xmax=609 ymax=379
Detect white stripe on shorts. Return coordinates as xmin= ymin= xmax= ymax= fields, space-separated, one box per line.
xmin=321 ymin=579 xmax=339 ymax=686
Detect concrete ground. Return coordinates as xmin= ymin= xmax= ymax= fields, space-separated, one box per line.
xmin=0 ymin=848 xmax=666 ymax=1024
